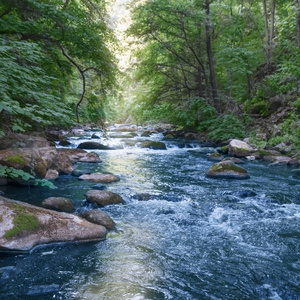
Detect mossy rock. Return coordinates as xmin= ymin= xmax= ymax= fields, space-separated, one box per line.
xmin=208 ymin=153 xmax=223 ymax=161
xmin=163 ymin=134 xmax=175 ymax=140
xmin=0 ymin=196 xmax=107 ymax=252
xmin=6 ymin=154 xmax=27 ymax=165
xmin=219 ymin=146 xmax=229 ymax=154
xmin=140 ymin=141 xmax=167 ymax=150
xmin=206 ymin=161 xmax=250 ymax=179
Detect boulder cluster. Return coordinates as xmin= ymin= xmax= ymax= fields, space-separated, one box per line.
xmin=0 ymin=131 xmax=123 ymax=252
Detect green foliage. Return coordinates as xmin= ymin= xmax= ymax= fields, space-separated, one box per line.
xmin=0 ymin=165 xmax=57 ymax=189
xmin=0 ymin=0 xmax=116 ymax=131
xmin=267 ymin=111 xmax=300 ymax=153
xmin=208 ymin=114 xmax=246 ymax=142
xmin=243 ymin=96 xmax=270 ymax=116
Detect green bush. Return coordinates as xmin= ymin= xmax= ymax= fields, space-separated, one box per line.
xmin=208 ymin=114 xmax=246 ymax=142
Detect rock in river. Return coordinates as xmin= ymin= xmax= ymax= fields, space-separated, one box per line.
xmin=140 ymin=141 xmax=167 ymax=150
xmin=0 ymin=196 xmax=107 ymax=252
xmin=41 ymin=197 xmax=75 ymax=213
xmin=228 ymin=139 xmax=254 ymax=157
xmin=206 ymin=161 xmax=250 ymax=179
xmin=85 ymin=190 xmax=124 ymax=207
xmin=81 ymin=209 xmax=115 ymax=230
xmin=77 ymin=142 xmax=115 ymax=150
xmin=79 ymin=173 xmax=120 ymax=183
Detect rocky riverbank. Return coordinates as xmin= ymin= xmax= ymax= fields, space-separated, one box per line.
xmin=0 ymin=125 xmax=299 ymax=252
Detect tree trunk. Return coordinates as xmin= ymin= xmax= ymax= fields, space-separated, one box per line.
xmin=296 ymin=0 xmax=300 ymax=47
xmin=205 ymin=0 xmax=219 ymax=112
xmin=262 ymin=0 xmax=276 ymax=65
xmin=262 ymin=0 xmax=270 ymax=64
xmin=270 ymin=0 xmax=275 ymax=58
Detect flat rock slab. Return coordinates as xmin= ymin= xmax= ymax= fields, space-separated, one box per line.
xmin=0 ymin=196 xmax=107 ymax=252
xmin=79 ymin=173 xmax=120 ymax=183
xmin=206 ymin=161 xmax=250 ymax=179
xmin=85 ymin=190 xmax=123 ymax=207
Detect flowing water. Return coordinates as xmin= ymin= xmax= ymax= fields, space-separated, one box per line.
xmin=1 ymin=127 xmax=300 ymax=299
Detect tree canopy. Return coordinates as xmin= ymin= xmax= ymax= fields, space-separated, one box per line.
xmin=0 ymin=0 xmax=117 ymax=134
xmin=123 ymin=0 xmax=300 ymax=147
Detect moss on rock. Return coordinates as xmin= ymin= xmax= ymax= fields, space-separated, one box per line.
xmin=4 ymin=213 xmax=39 ymax=239
xmin=140 ymin=141 xmax=167 ymax=150
xmin=206 ymin=161 xmax=250 ymax=179
xmin=6 ymin=154 xmax=26 ymax=165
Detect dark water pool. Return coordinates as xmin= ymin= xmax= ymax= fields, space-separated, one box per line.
xmin=1 ymin=131 xmax=300 ymax=299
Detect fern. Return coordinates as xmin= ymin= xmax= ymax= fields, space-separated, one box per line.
xmin=0 ymin=165 xmax=57 ymax=189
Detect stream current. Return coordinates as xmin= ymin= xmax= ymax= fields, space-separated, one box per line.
xmin=1 ymin=128 xmax=300 ymax=299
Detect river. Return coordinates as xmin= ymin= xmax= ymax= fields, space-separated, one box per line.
xmin=1 ymin=127 xmax=300 ymax=299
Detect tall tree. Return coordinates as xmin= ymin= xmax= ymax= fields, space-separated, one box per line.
xmin=204 ymin=0 xmax=219 ymax=111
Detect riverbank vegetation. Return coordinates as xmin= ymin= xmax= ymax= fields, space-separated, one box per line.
xmin=0 ymin=0 xmax=300 ymax=155
xmin=123 ymin=0 xmax=300 ymax=155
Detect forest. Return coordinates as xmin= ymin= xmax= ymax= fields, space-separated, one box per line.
xmin=0 ymin=0 xmax=300 ymax=155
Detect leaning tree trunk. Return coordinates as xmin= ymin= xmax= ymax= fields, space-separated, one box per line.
xmin=205 ymin=0 xmax=219 ymax=112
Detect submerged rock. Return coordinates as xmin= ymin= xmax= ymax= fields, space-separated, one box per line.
xmin=208 ymin=153 xmax=223 ymax=161
xmin=79 ymin=173 xmax=120 ymax=183
xmin=222 ymin=157 xmax=245 ymax=164
xmin=206 ymin=161 xmax=250 ymax=179
xmin=140 ymin=141 xmax=167 ymax=150
xmin=81 ymin=209 xmax=115 ymax=230
xmin=41 ymin=197 xmax=74 ymax=212
xmin=0 ymin=196 xmax=107 ymax=252
xmin=85 ymin=190 xmax=123 ymax=207
xmin=58 ymin=140 xmax=71 ymax=146
xmin=26 ymin=284 xmax=60 ymax=296
xmin=228 ymin=139 xmax=254 ymax=157
xmin=188 ymin=147 xmax=217 ymax=154
xmin=91 ymin=184 xmax=107 ymax=190
xmin=77 ymin=142 xmax=115 ymax=150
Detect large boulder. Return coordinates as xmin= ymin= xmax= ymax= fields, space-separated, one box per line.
xmin=206 ymin=161 xmax=250 ymax=179
xmin=0 ymin=148 xmax=48 ymax=178
xmin=0 ymin=147 xmax=100 ymax=184
xmin=77 ymin=142 xmax=115 ymax=150
xmin=228 ymin=139 xmax=254 ymax=157
xmin=0 ymin=133 xmax=50 ymax=151
xmin=140 ymin=141 xmax=167 ymax=150
xmin=79 ymin=173 xmax=120 ymax=183
xmin=0 ymin=196 xmax=107 ymax=252
xmin=85 ymin=190 xmax=123 ymax=207
xmin=41 ymin=197 xmax=75 ymax=212
xmin=81 ymin=209 xmax=115 ymax=230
